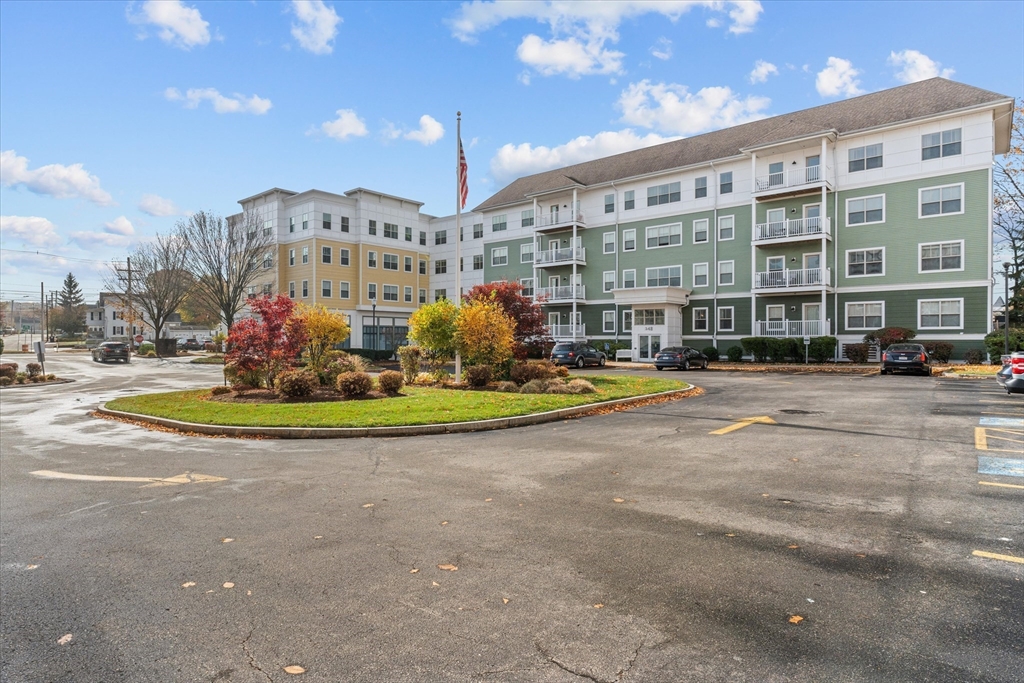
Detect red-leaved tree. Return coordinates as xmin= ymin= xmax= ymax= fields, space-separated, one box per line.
xmin=464 ymin=281 xmax=547 ymax=359
xmin=225 ymin=295 xmax=308 ymax=388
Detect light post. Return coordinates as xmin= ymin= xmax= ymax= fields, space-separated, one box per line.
xmin=1004 ymin=262 xmax=1012 ymax=356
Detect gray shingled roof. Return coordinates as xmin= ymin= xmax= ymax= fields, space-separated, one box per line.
xmin=474 ymin=78 xmax=1010 ymax=212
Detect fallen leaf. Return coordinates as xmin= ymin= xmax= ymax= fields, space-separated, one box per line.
xmin=855 ymin=554 xmax=866 ymax=558
xmin=57 ymin=634 xmax=73 ymax=646
xmin=593 ymin=603 xmax=604 ymax=609
xmin=613 ymin=498 xmax=625 ymax=503
xmin=781 ymin=500 xmax=792 ymax=504
xmin=431 ymin=581 xmax=440 ymax=587
xmin=283 ymin=665 xmax=306 ymax=675
xmin=502 ymin=598 xmax=509 ymax=604
xmin=806 ymin=598 xmax=815 ymax=603
xmin=181 ymin=582 xmax=196 ymax=588
xmin=247 ymin=590 xmax=252 ymax=596
xmin=314 ymin=536 xmax=322 ymax=540
xmin=788 ymin=545 xmax=799 ymax=549
xmin=362 ymin=503 xmax=374 ymax=508
xmin=440 ymin=521 xmax=448 ymax=526
xmin=221 ymin=538 xmax=234 ymax=543
xmin=762 ymin=493 xmax=770 ymax=497
xmin=726 ymin=533 xmax=736 ymax=537
xmin=409 ymin=568 xmax=420 ymax=574
xmin=206 ymin=590 xmax=215 ymax=593
xmin=485 ymin=498 xmax=492 ymax=502
xmin=223 ymin=582 xmax=235 ymax=589
xmin=788 ymin=615 xmax=804 ymax=624
xmin=791 ymin=458 xmax=799 ymax=462
xmin=26 ymin=564 xmax=38 ymax=570
xmin=612 ymin=471 xmax=619 ymax=475
xmin=437 ymin=564 xmax=458 ymax=571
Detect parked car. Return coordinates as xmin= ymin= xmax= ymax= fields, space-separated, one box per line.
xmin=91 ymin=341 xmax=130 ymax=363
xmin=550 ymin=341 xmax=606 ymax=368
xmin=654 ymin=346 xmax=708 ymax=371
xmin=182 ymin=338 xmax=203 ymax=350
xmin=880 ymin=343 xmax=931 ymax=376
xmin=996 ymin=352 xmax=1024 ymax=395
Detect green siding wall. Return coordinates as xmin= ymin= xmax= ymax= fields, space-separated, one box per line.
xmin=837 ymin=286 xmax=988 ymax=335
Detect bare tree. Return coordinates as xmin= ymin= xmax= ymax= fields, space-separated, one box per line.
xmin=994 ymin=103 xmax=1024 ymax=323
xmin=178 ymin=209 xmax=272 ymax=332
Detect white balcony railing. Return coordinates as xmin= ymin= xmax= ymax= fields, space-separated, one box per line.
xmin=754 ymin=217 xmax=831 ymax=242
xmin=755 ymin=320 xmax=830 ymax=337
xmin=546 ymin=324 xmax=585 ymax=338
xmin=755 ymin=267 xmax=830 ymax=290
xmin=536 ymin=211 xmax=586 ymax=229
xmin=535 ymin=247 xmax=586 ymax=266
xmin=753 ymin=165 xmax=832 ymax=194
xmin=535 ymin=285 xmax=586 ymax=302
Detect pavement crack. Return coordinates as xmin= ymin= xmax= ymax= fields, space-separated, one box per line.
xmin=617 ymin=639 xmax=645 ymax=680
xmin=535 ymin=640 xmax=608 ymax=683
xmin=241 ymin=628 xmax=272 ymax=682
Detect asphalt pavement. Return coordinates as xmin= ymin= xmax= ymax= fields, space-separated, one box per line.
xmin=1 ymin=352 xmax=1022 ymax=682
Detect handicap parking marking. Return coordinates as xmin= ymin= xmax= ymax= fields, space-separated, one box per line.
xmin=979 ymin=417 xmax=1024 ymax=427
xmin=977 ymin=456 xmax=1024 ymax=478
xmin=971 ymin=550 xmax=1024 ymax=565
xmin=974 ymin=427 xmax=1023 ymax=453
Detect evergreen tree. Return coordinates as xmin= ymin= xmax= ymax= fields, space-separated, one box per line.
xmin=58 ymin=272 xmax=85 ymax=310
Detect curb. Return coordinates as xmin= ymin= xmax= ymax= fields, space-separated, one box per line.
xmin=95 ymin=386 xmax=696 ymax=439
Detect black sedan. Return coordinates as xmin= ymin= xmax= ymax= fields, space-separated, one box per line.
xmin=654 ymin=346 xmax=708 ymax=371
xmin=91 ymin=341 xmax=130 ymax=363
xmin=550 ymin=341 xmax=606 ymax=368
xmin=880 ymin=343 xmax=930 ymax=376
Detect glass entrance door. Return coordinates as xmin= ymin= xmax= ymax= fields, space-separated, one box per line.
xmin=638 ymin=335 xmax=662 ymax=360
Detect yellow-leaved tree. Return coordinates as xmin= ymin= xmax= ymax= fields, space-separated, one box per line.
xmin=296 ymin=304 xmax=351 ymax=373
xmin=454 ymin=300 xmax=515 ymax=368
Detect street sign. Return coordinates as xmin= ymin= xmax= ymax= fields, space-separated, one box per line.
xmin=134 ymin=334 xmax=144 ymax=343
xmin=33 ymin=340 xmax=45 ymax=363
xmin=803 ymin=336 xmax=811 ymax=345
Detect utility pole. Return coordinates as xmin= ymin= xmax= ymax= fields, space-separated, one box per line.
xmin=115 ymin=257 xmax=133 ymax=363
xmin=40 ymin=282 xmax=44 ymax=347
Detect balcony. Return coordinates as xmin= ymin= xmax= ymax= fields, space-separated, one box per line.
xmin=754 ymin=217 xmax=831 ymax=243
xmin=535 ymin=246 xmax=586 ymax=267
xmin=753 ymin=165 xmax=833 ymax=199
xmin=546 ymin=324 xmax=586 ymax=339
xmin=535 ymin=285 xmax=586 ymax=303
xmin=535 ymin=211 xmax=586 ymax=231
xmin=754 ymin=267 xmax=832 ymax=292
xmin=755 ymin=320 xmax=831 ymax=337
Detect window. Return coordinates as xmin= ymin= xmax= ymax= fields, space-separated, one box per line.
xmin=367 ymin=283 xmax=377 ymax=300
xmin=922 ymin=128 xmax=961 ymax=160
xmin=301 ymin=280 xmax=309 ymax=298
xmin=383 ymin=253 xmax=399 ymax=271
xmin=846 ymin=302 xmax=883 ymax=329
xmin=262 ymin=284 xmax=272 ymax=295
xmin=603 ymin=310 xmax=615 ymax=332
xmin=695 ymin=176 xmax=707 ymax=199
xmin=491 ymin=246 xmax=508 ymax=266
xmin=920 ymin=240 xmax=963 ymax=272
xmin=646 ymin=266 xmax=682 ymax=287
xmin=521 ymin=242 xmax=534 ymax=263
xmin=368 ymin=220 xmax=377 ymax=235
xmin=263 ymin=220 xmax=273 ymax=237
xmin=604 ymin=194 xmax=614 ymax=214
xmin=323 ymin=213 xmax=331 ymax=230
xmin=419 ymin=260 xmax=427 ymax=275
xmin=635 ymin=309 xmax=665 ymax=326
xmin=459 ymin=257 xmax=463 ymax=272
xmin=322 ymin=280 xmax=332 ymax=298
xmin=288 ymin=249 xmax=295 ymax=266
xmin=848 ymin=143 xmax=883 ymax=172
xmin=622 ymin=310 xmax=633 ymax=332
xmin=302 ymin=213 xmax=309 ymax=230
xmin=603 ymin=271 xmax=615 ymax=293
xmin=263 ymin=252 xmax=276 ymax=269
xmin=435 ymin=259 xmax=447 ymax=274
xmin=720 ymin=171 xmax=733 ymax=195
xmin=602 ymin=232 xmax=615 ymax=254
xmin=289 ymin=217 xmax=295 ymax=233
xmin=693 ymin=308 xmax=709 ymax=332
xmin=434 ymin=289 xmax=446 ymax=302
xmin=647 ymin=181 xmax=681 ymax=206
xmin=623 ymin=229 xmax=636 ymax=251
xmin=847 ymin=195 xmax=885 ymax=225
xmin=288 ymin=282 xmax=296 ymax=298
xmin=404 ymin=286 xmax=413 ymax=303
xmin=322 ymin=246 xmax=331 ymax=264
xmin=521 ymin=209 xmax=534 ymax=227
xmin=301 ymin=246 xmax=309 ymax=264
xmin=718 ymin=261 xmax=734 ymax=286
xmin=718 ymin=215 xmax=734 ymax=241
xmin=847 ymin=248 xmax=884 ymax=277
xmin=520 ymin=278 xmax=534 ymax=297
xmin=383 ymin=285 xmax=399 ymax=302
xmin=384 ymin=222 xmax=398 ymax=239
xmin=718 ymin=307 xmax=734 ymax=332
xmin=622 ymin=269 xmax=636 ymax=289
xmin=693 ymin=219 xmax=708 ymax=244
xmin=404 ymin=256 xmax=413 ymax=272
xmin=646 ymin=223 xmax=682 ymax=248
xmin=920 ymin=184 xmax=963 ymax=217
xmin=693 ymin=263 xmax=708 ymax=287
xmin=400 ymin=226 xmax=410 ymax=242
xmin=624 ymin=190 xmax=635 ymax=210
xmin=339 ymin=282 xmax=350 ymax=299
xmin=419 ymin=288 xmax=426 ymax=304
xmin=473 ymin=223 xmax=483 ymax=239
xmin=919 ymin=299 xmax=962 ymax=329
xmin=435 ymin=230 xmax=447 ymax=245
xmin=419 ymin=231 xmax=426 ymax=246
xmin=492 ymin=214 xmax=507 ymax=232
xmin=340 ymin=216 xmax=349 ymax=232
xmin=367 ymin=251 xmax=377 ymax=268
xmin=340 ymin=248 xmax=350 ymax=266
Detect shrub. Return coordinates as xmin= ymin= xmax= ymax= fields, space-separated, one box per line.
xmin=519 ymin=379 xmax=548 ymax=394
xmin=414 ymin=372 xmax=434 ymax=385
xmin=26 ymin=362 xmax=42 ymax=377
xmin=397 ymin=345 xmax=422 ymax=384
xmin=702 ymin=346 xmax=720 ymax=362
xmin=495 ymin=381 xmax=519 ymax=393
xmin=726 ymin=346 xmax=744 ymax=363
xmin=336 ymin=371 xmax=373 ymax=397
xmin=45 ymin=374 xmax=56 ymax=381
xmin=510 ymin=361 xmax=556 ymax=385
xmin=808 ymin=336 xmax=837 ymax=363
xmin=844 ymin=343 xmax=870 ymax=363
xmin=923 ymin=341 xmax=954 ymax=364
xmin=984 ymin=328 xmax=1024 ymax=360
xmin=567 ymin=378 xmax=597 ymax=394
xmin=145 ymin=351 xmax=157 ymax=358
xmin=377 ymin=370 xmax=405 ymax=394
xmin=864 ymin=327 xmax=916 ymax=347
xmin=223 ymin=361 xmax=264 ymax=391
xmin=963 ymin=348 xmax=985 ymax=365
xmin=766 ymin=338 xmax=800 ymax=363
xmin=276 ymin=369 xmax=319 ymax=398
xmin=554 ymin=364 xmax=570 ymax=378
xmin=15 ymin=373 xmax=28 ymax=384
xmin=464 ymin=364 xmax=493 ymax=387
xmin=210 ymin=385 xmax=232 ymax=396
xmin=545 ymin=382 xmax=572 ymax=394
xmin=0 ymin=338 xmax=3 ymax=354
xmin=139 ymin=342 xmax=155 ymax=355
xmin=1 ymin=363 xmax=19 ymax=379
xmin=0 ymin=376 xmax=11 ymax=386
xmin=740 ymin=337 xmax=772 ymax=363
xmin=319 ymin=352 xmax=366 ymax=387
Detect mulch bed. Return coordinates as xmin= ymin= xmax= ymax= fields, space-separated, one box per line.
xmin=207 ymin=388 xmax=397 ymax=404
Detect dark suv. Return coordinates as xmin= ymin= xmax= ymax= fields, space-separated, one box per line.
xmin=550 ymin=341 xmax=606 ymax=368
xmin=91 ymin=341 xmax=130 ymax=363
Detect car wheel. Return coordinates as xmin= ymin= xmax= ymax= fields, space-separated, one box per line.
xmin=682 ymin=359 xmax=690 ymax=371
xmin=701 ymin=359 xmax=708 ymax=369
xmin=656 ymin=366 xmax=664 ymax=371
xmin=598 ymin=356 xmax=606 ymax=367
xmin=575 ymin=357 xmax=585 ymax=369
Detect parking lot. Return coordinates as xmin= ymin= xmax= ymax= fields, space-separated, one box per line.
xmin=1 ymin=353 xmax=1022 ymax=682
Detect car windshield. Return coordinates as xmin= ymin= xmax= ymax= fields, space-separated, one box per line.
xmin=552 ymin=343 xmax=574 ymax=352
xmin=659 ymin=347 xmax=682 ymax=354
xmin=887 ymin=344 xmax=924 ymax=352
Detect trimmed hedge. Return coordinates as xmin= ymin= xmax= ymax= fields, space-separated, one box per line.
xmin=963 ymin=348 xmax=985 ymax=364
xmin=808 ymin=336 xmax=837 ymax=363
xmin=510 ymin=361 xmax=557 ymax=385
xmin=844 ymin=343 xmax=870 ymax=363
xmin=377 ymin=370 xmax=405 ymax=393
xmin=740 ymin=337 xmax=771 ymax=362
xmin=464 ymin=364 xmax=492 ymax=387
xmin=336 ymin=371 xmax=373 ymax=397
xmin=923 ymin=341 xmax=953 ymax=364
xmin=701 ymin=346 xmax=720 ymax=362
xmin=276 ymin=369 xmax=319 ymax=398
xmin=984 ymin=328 xmax=1024 ymax=360
xmin=726 ymin=346 xmax=744 ymax=363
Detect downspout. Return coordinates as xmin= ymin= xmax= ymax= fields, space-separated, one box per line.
xmin=532 ymin=197 xmax=539 ymax=334
xmin=611 ymin=181 xmax=620 ymax=346
xmin=820 ymin=137 xmax=827 ymax=336
xmin=750 ymin=153 xmax=758 ymax=339
xmin=710 ymin=161 xmax=718 ymax=350
xmin=571 ymin=187 xmax=578 ymax=342
xmin=833 ymin=142 xmax=840 ymax=357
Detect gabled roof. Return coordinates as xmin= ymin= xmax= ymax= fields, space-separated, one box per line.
xmin=474 ymin=78 xmax=1012 ymax=212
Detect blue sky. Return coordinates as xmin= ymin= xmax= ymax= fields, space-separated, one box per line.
xmin=1 ymin=0 xmax=1022 ymax=302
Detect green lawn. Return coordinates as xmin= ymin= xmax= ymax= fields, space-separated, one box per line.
xmin=105 ymin=375 xmax=688 ymax=428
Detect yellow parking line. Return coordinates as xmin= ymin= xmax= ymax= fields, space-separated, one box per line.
xmin=983 ymin=411 xmax=1024 ymax=416
xmin=972 ymin=550 xmax=1024 ymax=564
xmin=979 ymin=481 xmax=1024 ymax=490
xmin=975 ymin=427 xmax=988 ymax=450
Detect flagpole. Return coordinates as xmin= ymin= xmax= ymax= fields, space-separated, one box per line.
xmin=454 ymin=111 xmax=462 ymax=384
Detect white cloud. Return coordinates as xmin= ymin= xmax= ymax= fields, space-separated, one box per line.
xmin=517 ymin=71 xmax=532 ymax=86
xmin=404 ymin=115 xmax=445 ymax=145
xmin=516 ymin=34 xmax=623 ymax=78
xmin=319 ymin=109 xmax=368 ymax=141
xmin=69 ymin=231 xmax=132 ymax=249
xmin=617 ymin=80 xmax=771 ymax=136
xmin=490 ymin=129 xmax=676 ymax=183
xmin=888 ymin=49 xmax=954 ymax=84
xmin=650 ymin=37 xmax=672 ymax=61
xmin=138 ymin=193 xmax=180 ymax=217
xmin=748 ymin=59 xmax=778 ymax=84
xmin=104 ymin=216 xmax=135 ymax=237
xmin=127 ymin=0 xmax=211 ymax=49
xmin=290 ymin=0 xmax=341 ymax=55
xmin=815 ymin=57 xmax=864 ymax=98
xmin=0 ymin=150 xmax=115 ymax=206
xmin=0 ymin=215 xmax=62 ymax=248
xmin=164 ymin=87 xmax=272 ymax=115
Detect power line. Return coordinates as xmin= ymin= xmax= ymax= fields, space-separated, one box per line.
xmin=0 ymin=248 xmax=112 ymax=265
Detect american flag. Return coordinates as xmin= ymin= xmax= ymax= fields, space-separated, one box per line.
xmin=458 ymin=137 xmax=469 ymax=209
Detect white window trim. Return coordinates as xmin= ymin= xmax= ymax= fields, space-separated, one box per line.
xmin=621 ymin=269 xmax=636 ymax=289
xmin=692 ymin=262 xmax=709 ymax=288
xmin=603 ymin=231 xmax=616 ymax=254
xmin=644 ymin=265 xmax=683 ymax=288
xmin=602 ymin=270 xmax=615 ymax=293
xmin=339 ymin=281 xmax=350 ymax=299
xmin=717 ymin=306 xmax=735 ymax=332
xmin=367 ymin=283 xmax=377 ymax=300
xmin=491 ymin=246 xmax=509 ymax=266
xmin=520 ymin=243 xmax=534 ymax=263
xmin=602 ymin=310 xmax=615 ymax=333
xmin=717 ymin=260 xmax=735 ymax=286
xmin=622 ymin=228 xmax=636 ymax=252
xmin=383 ymin=284 xmax=399 ymax=302
xmin=692 ymin=307 xmax=709 ymax=332
xmin=918 ymin=182 xmax=965 ymax=219
xmin=845 ymin=301 xmax=885 ymax=331
xmin=717 ymin=215 xmax=735 ymax=241
xmin=845 ymin=194 xmax=886 ymax=226
xmin=693 ymin=218 xmax=709 ymax=244
xmin=918 ymin=239 xmax=965 ymax=274
xmin=918 ymin=297 xmax=964 ymax=330
xmin=383 ymin=253 xmax=399 ymax=271
xmin=321 ymin=279 xmax=332 ymax=297
xmin=845 ymin=246 xmax=886 ymax=279
xmin=644 ymin=222 xmax=683 ymax=250
xmin=622 ymin=309 xmax=633 ymax=331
